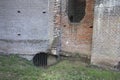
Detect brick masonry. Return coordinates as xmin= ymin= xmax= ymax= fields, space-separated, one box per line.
xmin=61 ymin=0 xmax=94 ymax=56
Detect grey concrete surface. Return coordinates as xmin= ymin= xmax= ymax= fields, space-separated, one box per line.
xmin=0 ymin=0 xmax=53 ymax=55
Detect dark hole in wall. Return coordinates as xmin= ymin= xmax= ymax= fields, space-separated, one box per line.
xmin=68 ymin=0 xmax=86 ymax=23
xmin=42 ymin=11 xmax=46 ymax=14
xmin=17 ymin=10 xmax=21 ymax=13
xmin=17 ymin=34 xmax=21 ymax=36
xmin=89 ymin=26 xmax=93 ymax=28
xmin=63 ymin=25 xmax=66 ymax=27
xmin=33 ymin=52 xmax=48 ymax=67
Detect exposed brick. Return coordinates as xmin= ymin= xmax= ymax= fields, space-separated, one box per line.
xmin=61 ymin=0 xmax=94 ymax=55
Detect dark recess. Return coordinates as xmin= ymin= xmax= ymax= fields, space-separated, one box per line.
xmin=17 ymin=34 xmax=21 ymax=36
xmin=33 ymin=52 xmax=48 ymax=67
xmin=63 ymin=25 xmax=66 ymax=27
xmin=42 ymin=11 xmax=46 ymax=14
xmin=68 ymin=0 xmax=86 ymax=23
xmin=89 ymin=26 xmax=93 ymax=28
xmin=17 ymin=11 xmax=21 ymax=13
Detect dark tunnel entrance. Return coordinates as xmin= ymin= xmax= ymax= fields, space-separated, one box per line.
xmin=68 ymin=0 xmax=86 ymax=23
xmin=33 ymin=52 xmax=48 ymax=67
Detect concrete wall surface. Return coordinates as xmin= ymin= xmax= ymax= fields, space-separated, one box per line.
xmin=91 ymin=0 xmax=120 ymax=68
xmin=0 ymin=0 xmax=53 ymax=54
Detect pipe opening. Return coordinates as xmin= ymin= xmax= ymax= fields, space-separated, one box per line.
xmin=33 ymin=52 xmax=48 ymax=67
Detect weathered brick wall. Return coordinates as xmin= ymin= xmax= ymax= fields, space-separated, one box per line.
xmin=61 ymin=0 xmax=94 ymax=56
xmin=91 ymin=0 xmax=120 ymax=68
